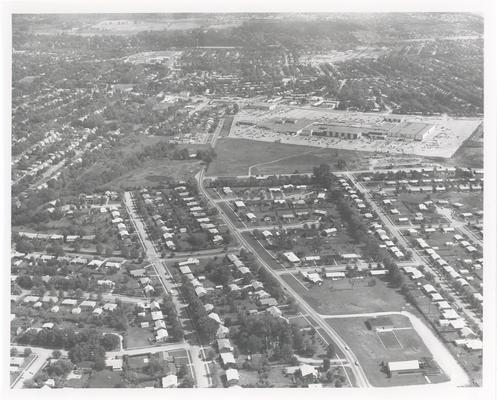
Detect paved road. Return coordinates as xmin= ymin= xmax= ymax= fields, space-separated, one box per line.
xmin=209 ymin=117 xmax=224 ymax=147
xmin=343 ymin=172 xmax=482 ymax=331
xmin=436 ymin=205 xmax=482 ymax=246
xmin=205 ymin=163 xmax=444 ymax=180
xmin=197 ymin=168 xmax=371 ymax=388
xmin=295 ymin=355 xmax=348 ymax=365
xmin=238 ymin=221 xmax=321 ymax=232
xmin=123 ymin=192 xmax=212 ymax=388
xmin=106 ymin=342 xmax=190 ymax=358
xmin=162 ymin=246 xmax=241 ymax=260
xmin=10 ymin=346 xmax=67 ymax=389
xmin=321 ymin=310 xmax=470 ymax=387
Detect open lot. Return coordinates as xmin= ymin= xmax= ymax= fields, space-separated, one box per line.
xmin=208 ymin=138 xmax=372 ymax=177
xmin=106 ymin=159 xmax=203 ymax=190
xmin=327 ymin=315 xmax=448 ymax=387
xmin=280 ymin=275 xmax=406 ymax=315
xmin=440 ymin=123 xmax=483 ymax=169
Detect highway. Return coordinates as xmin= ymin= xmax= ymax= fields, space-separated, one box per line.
xmin=196 ymin=168 xmax=371 ymax=388
xmin=123 ymin=192 xmax=212 ymax=388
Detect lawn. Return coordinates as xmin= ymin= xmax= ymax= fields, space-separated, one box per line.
xmin=207 ymin=138 xmax=372 ymax=177
xmin=208 ymin=138 xmax=308 ymax=177
xmin=238 ymin=369 xmax=260 ymax=387
xmin=280 ymin=274 xmax=407 ymax=315
xmin=439 ymin=123 xmax=483 ymax=169
xmin=327 ymin=315 xmax=448 ymax=387
xmin=126 ymin=354 xmax=150 ymax=370
xmin=432 ymin=191 xmax=483 ymax=211
xmin=87 ymin=370 xmax=125 ymax=388
xmin=265 ymin=366 xmax=294 ymax=387
xmin=125 ymin=326 xmax=154 ymax=349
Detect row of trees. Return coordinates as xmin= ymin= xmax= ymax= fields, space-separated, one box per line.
xmin=16 ymin=327 xmax=120 ymax=370
xmin=160 ymin=294 xmax=184 ymax=341
xmin=239 ymin=249 xmax=285 ymax=302
xmin=181 ymin=278 xmax=220 ymax=342
xmin=312 ymin=164 xmax=406 ymax=288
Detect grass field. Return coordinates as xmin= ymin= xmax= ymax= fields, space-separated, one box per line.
xmin=327 ymin=316 xmax=448 ymax=387
xmin=105 ymin=159 xmax=203 ymax=190
xmin=125 ymin=326 xmax=154 ymax=348
xmin=377 ymin=331 xmax=402 ymax=350
xmin=238 ymin=369 xmax=260 ymax=387
xmin=280 ymin=275 xmax=406 ymax=315
xmin=439 ymin=122 xmax=483 ymax=169
xmin=208 ymin=138 xmax=372 ymax=177
xmin=87 ymin=370 xmax=125 ymax=388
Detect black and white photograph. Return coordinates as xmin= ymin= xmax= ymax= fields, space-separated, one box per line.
xmin=2 ymin=1 xmax=496 ymax=399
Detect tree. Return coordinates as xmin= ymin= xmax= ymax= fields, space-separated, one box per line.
xmin=246 ymin=334 xmax=264 ymax=354
xmin=52 ymin=350 xmax=62 ymax=359
xmin=23 ymin=378 xmax=37 ymax=388
xmin=101 ymin=334 xmax=120 ymax=351
xmin=144 ymin=357 xmax=166 ymax=376
xmin=11 ymin=347 xmax=19 ymax=357
xmin=16 ymin=240 xmax=34 ymax=254
xmin=322 ymin=358 xmax=331 ymax=372
xmin=47 ymin=244 xmax=65 ymax=257
xmin=179 ymin=377 xmax=194 ymax=388
xmin=16 ymin=275 xmax=33 ymax=289
xmin=177 ymin=364 xmax=189 ymax=379
xmin=326 ymin=343 xmax=336 ymax=358
xmin=46 ymin=359 xmax=74 ymax=377
xmin=24 ymin=348 xmax=32 ymax=357
xmin=94 ymin=356 xmax=106 ymax=371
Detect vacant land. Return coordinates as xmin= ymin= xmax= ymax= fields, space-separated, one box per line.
xmin=208 ymin=138 xmax=371 ymax=177
xmin=280 ymin=275 xmax=406 ymax=315
xmin=106 ymin=159 xmax=203 ymax=190
xmin=327 ymin=315 xmax=448 ymax=387
xmin=440 ymin=122 xmax=483 ymax=169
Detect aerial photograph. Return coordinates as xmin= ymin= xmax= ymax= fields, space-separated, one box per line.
xmin=9 ymin=11 xmax=486 ymax=390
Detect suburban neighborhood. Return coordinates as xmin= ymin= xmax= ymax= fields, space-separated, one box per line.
xmin=8 ymin=11 xmax=489 ymax=392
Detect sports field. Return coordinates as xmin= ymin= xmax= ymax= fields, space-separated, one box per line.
xmin=327 ymin=315 xmax=449 ymax=387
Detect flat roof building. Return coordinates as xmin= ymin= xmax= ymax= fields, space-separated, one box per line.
xmin=387 ymin=360 xmax=420 ymax=376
